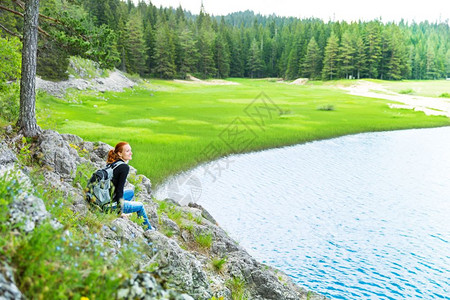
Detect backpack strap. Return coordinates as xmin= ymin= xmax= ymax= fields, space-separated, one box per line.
xmin=109 ymin=160 xmax=125 ymax=170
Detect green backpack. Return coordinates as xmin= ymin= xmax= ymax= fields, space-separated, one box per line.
xmin=85 ymin=161 xmax=124 ymax=211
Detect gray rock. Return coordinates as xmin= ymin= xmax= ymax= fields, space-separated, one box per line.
xmin=146 ymin=232 xmax=212 ymax=299
xmin=93 ymin=142 xmax=112 ymax=161
xmin=0 ymin=262 xmax=24 ymax=300
xmin=61 ymin=133 xmax=83 ymax=145
xmin=0 ymin=142 xmax=17 ymax=166
xmin=117 ymin=272 xmax=195 ymax=300
xmin=37 ymin=130 xmax=77 ymax=178
xmin=9 ymin=193 xmax=50 ymax=233
xmin=138 ymin=174 xmax=152 ymax=196
xmin=188 ymin=202 xmax=218 ymax=225
xmin=5 ymin=125 xmax=13 ymax=135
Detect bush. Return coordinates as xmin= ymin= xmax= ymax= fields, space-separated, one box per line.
xmin=439 ymin=92 xmax=450 ymax=98
xmin=194 ymin=232 xmax=213 ymax=248
xmin=212 ymin=256 xmax=227 ymax=271
xmin=399 ymin=88 xmax=414 ymax=94
xmin=317 ymin=104 xmax=335 ymax=111
xmin=0 ymin=82 xmax=20 ymax=122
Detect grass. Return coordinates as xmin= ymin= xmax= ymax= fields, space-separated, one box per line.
xmin=35 ymin=78 xmax=450 ymax=186
xmin=226 ymin=276 xmax=249 ymax=300
xmin=212 ymin=256 xmax=227 ymax=272
xmin=194 ymin=232 xmax=213 ymax=248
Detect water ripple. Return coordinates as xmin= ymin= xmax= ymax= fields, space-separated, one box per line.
xmin=156 ymin=127 xmax=450 ymax=299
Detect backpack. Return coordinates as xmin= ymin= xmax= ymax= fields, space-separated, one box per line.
xmin=85 ymin=161 xmax=124 ymax=211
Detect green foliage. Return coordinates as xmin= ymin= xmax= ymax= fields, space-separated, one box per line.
xmin=212 ymin=256 xmax=227 ymax=272
xmin=72 ymin=161 xmax=96 ymax=189
xmin=439 ymin=92 xmax=450 ymax=98
xmin=317 ymin=104 xmax=335 ymax=111
xmin=226 ymin=276 xmax=249 ymax=300
xmin=37 ymin=39 xmax=70 ymax=81
xmin=399 ymin=88 xmax=415 ymax=95
xmin=0 ymin=82 xmax=20 ymax=123
xmin=0 ymin=36 xmax=21 ymax=84
xmin=194 ymin=232 xmax=213 ymax=248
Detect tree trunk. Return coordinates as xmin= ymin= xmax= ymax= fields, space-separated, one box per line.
xmin=18 ymin=0 xmax=41 ymax=137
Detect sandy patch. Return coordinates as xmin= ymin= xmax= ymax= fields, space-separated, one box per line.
xmin=341 ymin=80 xmax=450 ymax=118
xmin=174 ymin=75 xmax=239 ymax=85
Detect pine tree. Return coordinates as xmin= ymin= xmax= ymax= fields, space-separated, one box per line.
xmin=285 ymin=48 xmax=299 ymax=80
xmin=247 ymin=38 xmax=264 ymax=78
xmin=214 ymin=33 xmax=230 ymax=78
xmin=365 ymin=21 xmax=382 ymax=78
xmin=302 ymin=37 xmax=321 ymax=79
xmin=322 ymin=33 xmax=340 ymax=80
xmin=426 ymin=47 xmax=437 ymax=79
xmin=177 ymin=25 xmax=198 ymax=78
xmin=123 ymin=13 xmax=148 ymax=75
xmin=354 ymin=35 xmax=367 ymax=79
xmin=339 ymin=31 xmax=355 ymax=79
xmin=153 ymin=19 xmax=176 ymax=78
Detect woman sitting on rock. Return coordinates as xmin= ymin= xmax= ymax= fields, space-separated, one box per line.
xmin=107 ymin=142 xmax=155 ymax=231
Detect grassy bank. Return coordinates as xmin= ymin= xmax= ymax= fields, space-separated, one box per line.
xmin=37 ymin=79 xmax=450 ymax=186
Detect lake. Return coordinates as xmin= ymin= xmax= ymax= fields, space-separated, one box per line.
xmin=156 ymin=127 xmax=450 ymax=299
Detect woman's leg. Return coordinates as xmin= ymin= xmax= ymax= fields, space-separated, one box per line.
xmin=122 ymin=200 xmax=152 ymax=230
xmin=123 ymin=189 xmax=134 ymax=201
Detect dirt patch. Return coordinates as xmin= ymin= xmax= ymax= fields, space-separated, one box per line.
xmin=174 ymin=74 xmax=239 ymax=85
xmin=290 ymin=78 xmax=309 ymax=85
xmin=341 ymin=80 xmax=450 ymax=118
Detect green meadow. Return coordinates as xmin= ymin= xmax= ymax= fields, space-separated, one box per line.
xmin=38 ymin=79 xmax=450 ymax=186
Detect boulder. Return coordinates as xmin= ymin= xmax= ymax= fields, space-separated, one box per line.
xmin=146 ymin=232 xmax=212 ymax=299
xmin=0 ymin=263 xmax=24 ymax=300
xmin=37 ymin=130 xmax=77 ymax=178
xmin=0 ymin=142 xmax=17 ymax=166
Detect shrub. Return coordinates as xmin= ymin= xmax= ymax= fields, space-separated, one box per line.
xmin=0 ymin=82 xmax=20 ymax=123
xmin=399 ymin=88 xmax=414 ymax=94
xmin=439 ymin=92 xmax=450 ymax=98
xmin=212 ymin=256 xmax=227 ymax=272
xmin=194 ymin=232 xmax=213 ymax=248
xmin=226 ymin=276 xmax=249 ymax=300
xmin=317 ymin=104 xmax=335 ymax=111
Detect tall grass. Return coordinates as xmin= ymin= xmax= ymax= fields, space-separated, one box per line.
xmin=36 ymin=79 xmax=450 ymax=186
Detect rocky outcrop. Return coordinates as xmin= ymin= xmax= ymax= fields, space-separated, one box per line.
xmin=0 ymin=129 xmax=327 ymax=300
xmin=36 ymin=70 xmax=136 ymax=98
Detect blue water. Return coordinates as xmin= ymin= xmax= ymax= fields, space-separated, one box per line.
xmin=156 ymin=127 xmax=450 ymax=299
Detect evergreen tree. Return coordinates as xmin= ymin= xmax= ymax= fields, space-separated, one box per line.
xmin=177 ymin=25 xmax=198 ymax=78
xmin=322 ymin=33 xmax=340 ymax=80
xmin=425 ymin=46 xmax=438 ymax=79
xmin=302 ymin=37 xmax=321 ymax=79
xmin=339 ymin=31 xmax=355 ymax=79
xmin=247 ymin=38 xmax=264 ymax=78
xmin=123 ymin=13 xmax=148 ymax=75
xmin=365 ymin=21 xmax=382 ymax=78
xmin=354 ymin=35 xmax=367 ymax=79
xmin=214 ymin=33 xmax=230 ymax=78
xmin=285 ymin=48 xmax=299 ymax=80
xmin=153 ymin=19 xmax=176 ymax=78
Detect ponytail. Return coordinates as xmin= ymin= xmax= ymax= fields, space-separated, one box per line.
xmin=106 ymin=142 xmax=129 ymax=164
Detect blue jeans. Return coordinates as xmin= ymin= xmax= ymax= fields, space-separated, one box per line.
xmin=122 ymin=190 xmax=152 ymax=230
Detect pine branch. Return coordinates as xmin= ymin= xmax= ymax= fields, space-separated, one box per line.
xmin=0 ymin=4 xmax=50 ymax=37
xmin=0 ymin=23 xmax=22 ymax=39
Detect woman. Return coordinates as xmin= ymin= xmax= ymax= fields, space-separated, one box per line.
xmin=107 ymin=142 xmax=154 ymax=231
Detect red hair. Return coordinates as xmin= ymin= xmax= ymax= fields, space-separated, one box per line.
xmin=106 ymin=142 xmax=129 ymax=164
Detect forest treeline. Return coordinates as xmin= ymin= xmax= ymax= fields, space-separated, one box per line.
xmin=0 ymin=0 xmax=449 ymax=81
